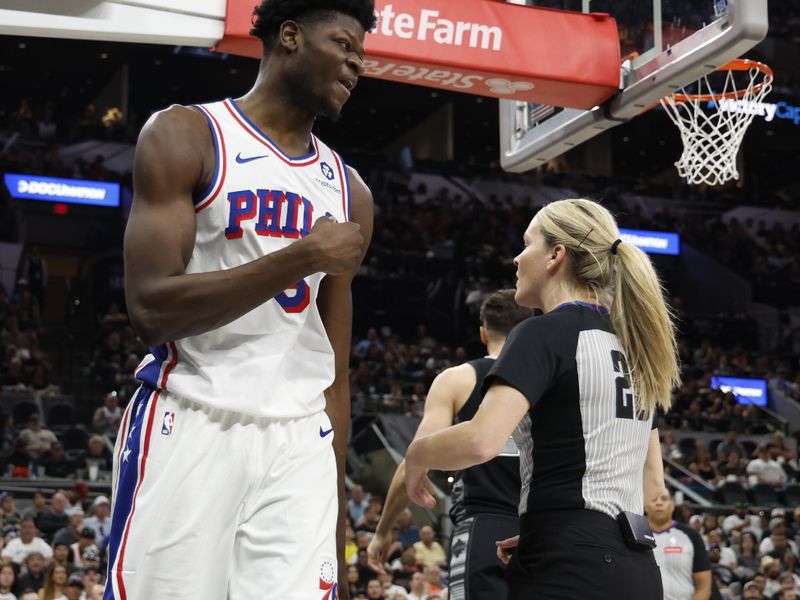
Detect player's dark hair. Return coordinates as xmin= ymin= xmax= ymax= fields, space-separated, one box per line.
xmin=479 ymin=289 xmax=532 ymax=337
xmin=250 ymin=0 xmax=377 ymax=45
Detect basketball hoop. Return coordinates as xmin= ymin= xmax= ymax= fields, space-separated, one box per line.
xmin=660 ymin=58 xmax=773 ymax=186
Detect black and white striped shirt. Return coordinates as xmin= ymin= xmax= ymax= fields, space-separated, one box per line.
xmin=483 ymin=302 xmax=653 ymax=518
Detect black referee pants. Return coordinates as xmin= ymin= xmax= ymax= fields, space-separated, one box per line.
xmin=507 ymin=509 xmax=663 ymax=600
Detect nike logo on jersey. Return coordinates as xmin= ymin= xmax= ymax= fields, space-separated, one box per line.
xmin=319 ymin=426 xmax=334 ymax=438
xmin=235 ymin=152 xmax=269 ymax=164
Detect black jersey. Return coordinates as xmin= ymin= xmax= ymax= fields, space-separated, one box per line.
xmin=483 ymin=303 xmax=652 ymax=519
xmin=449 ymin=358 xmax=521 ymax=525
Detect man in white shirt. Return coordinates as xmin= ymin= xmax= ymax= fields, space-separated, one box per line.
xmin=747 ymin=444 xmax=788 ymax=486
xmin=17 ymin=413 xmax=58 ymax=458
xmin=83 ymin=495 xmax=112 ymax=547
xmin=0 ymin=518 xmax=53 ymax=565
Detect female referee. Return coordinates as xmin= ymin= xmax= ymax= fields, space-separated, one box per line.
xmin=405 ymin=198 xmax=679 ymax=600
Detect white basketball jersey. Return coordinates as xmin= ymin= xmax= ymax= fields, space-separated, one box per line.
xmin=134 ymin=98 xmax=351 ymax=418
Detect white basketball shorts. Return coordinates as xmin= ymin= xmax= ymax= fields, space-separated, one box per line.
xmin=103 ymin=385 xmax=339 ymax=600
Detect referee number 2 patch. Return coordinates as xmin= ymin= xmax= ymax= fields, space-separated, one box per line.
xmin=161 ymin=412 xmax=175 ymax=436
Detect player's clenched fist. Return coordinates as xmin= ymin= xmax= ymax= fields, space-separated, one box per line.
xmin=307 ymin=215 xmax=364 ymax=275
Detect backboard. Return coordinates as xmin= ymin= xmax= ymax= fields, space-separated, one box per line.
xmin=499 ymin=0 xmax=769 ymax=173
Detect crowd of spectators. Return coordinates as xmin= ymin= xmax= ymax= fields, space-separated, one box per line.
xmin=0 ymin=490 xmax=107 ymax=599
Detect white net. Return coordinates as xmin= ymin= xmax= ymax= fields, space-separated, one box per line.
xmin=660 ymin=60 xmax=773 ymax=186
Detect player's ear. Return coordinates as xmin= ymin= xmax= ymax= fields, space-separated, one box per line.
xmin=279 ymin=20 xmax=301 ymax=52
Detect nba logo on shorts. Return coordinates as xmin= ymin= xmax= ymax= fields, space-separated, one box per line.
xmin=161 ymin=412 xmax=175 ymax=436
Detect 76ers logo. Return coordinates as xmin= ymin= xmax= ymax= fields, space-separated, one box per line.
xmin=319 ymin=560 xmax=337 ymax=600
xmin=161 ymin=412 xmax=175 ymax=436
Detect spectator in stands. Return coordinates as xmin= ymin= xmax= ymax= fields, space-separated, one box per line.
xmin=0 ymin=564 xmax=16 ymax=600
xmin=742 ymin=580 xmax=765 ymax=600
xmin=761 ymin=556 xmax=783 ymax=598
xmin=83 ymin=496 xmax=111 ymax=548
xmin=760 ymin=520 xmax=799 ymax=556
xmin=356 ymin=550 xmax=379 ymax=585
xmin=689 ymin=447 xmax=721 ymax=485
xmin=91 ymin=392 xmax=122 ymax=439
xmin=378 ymin=570 xmax=408 ymax=598
xmin=718 ymin=449 xmax=747 ymax=484
xmin=15 ymin=552 xmax=46 ymax=595
xmin=777 ymin=572 xmax=800 ymax=597
xmin=708 ymin=530 xmax=737 ymax=568
xmin=1 ymin=518 xmax=53 ymax=565
xmin=407 ymin=572 xmax=427 ymax=600
xmin=83 ymin=435 xmax=111 ymax=474
xmin=52 ymin=505 xmax=84 ymax=547
xmin=69 ymin=528 xmax=99 ymax=569
xmin=349 ymin=486 xmax=370 ymax=524
xmin=412 ymin=527 xmax=446 ymax=568
xmin=35 ymin=492 xmax=69 ymax=541
xmin=50 ymin=543 xmax=71 ymax=573
xmin=21 ymin=492 xmax=46 ymax=522
xmin=16 ymin=413 xmax=57 ymax=459
xmin=736 ymin=531 xmax=762 ymax=574
xmin=365 ymin=578 xmax=385 ymax=600
xmin=395 ymin=509 xmax=420 ymax=549
xmin=40 ymin=441 xmax=76 ymax=479
xmin=346 ymin=564 xmax=363 ymax=598
xmin=723 ymin=502 xmax=756 ymax=537
xmin=717 ymin=430 xmax=748 ymax=462
xmin=40 ymin=563 xmax=69 ymax=600
xmin=87 ymin=584 xmax=104 ymax=600
xmin=391 ymin=549 xmax=418 ymax=590
xmin=355 ymin=502 xmax=381 ymax=533
xmin=0 ymin=492 xmax=23 ymax=541
xmin=708 ymin=544 xmax=737 ymax=588
xmin=63 ymin=573 xmax=84 ymax=600
xmin=747 ymin=444 xmax=788 ymax=487
xmin=422 ymin=564 xmax=444 ymax=597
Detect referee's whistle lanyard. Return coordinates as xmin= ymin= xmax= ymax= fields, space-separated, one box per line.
xmin=552 ymin=301 xmax=609 ymax=315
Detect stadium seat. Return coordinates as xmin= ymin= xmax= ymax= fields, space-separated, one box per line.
xmin=741 ymin=440 xmax=757 ymax=458
xmin=47 ymin=403 xmax=75 ymax=429
xmin=750 ymin=483 xmax=780 ymax=507
xmin=783 ymin=484 xmax=800 ymax=507
xmin=678 ymin=436 xmax=697 ymax=459
xmin=59 ymin=426 xmax=89 ymax=451
xmin=718 ymin=481 xmax=748 ymax=505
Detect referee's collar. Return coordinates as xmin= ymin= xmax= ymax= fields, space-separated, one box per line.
xmin=552 ymin=301 xmax=609 ymax=315
xmin=651 ymin=520 xmax=677 ymax=534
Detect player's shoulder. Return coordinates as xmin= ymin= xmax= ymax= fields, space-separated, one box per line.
xmin=138 ymin=103 xmax=210 ymax=148
xmin=433 ymin=362 xmax=478 ymax=390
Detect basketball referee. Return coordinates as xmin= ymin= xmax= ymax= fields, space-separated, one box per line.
xmin=367 ymin=289 xmax=531 ymax=600
xmin=405 ymin=198 xmax=679 ymax=600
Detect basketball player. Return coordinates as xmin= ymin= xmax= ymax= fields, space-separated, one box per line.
xmin=105 ymin=2 xmax=376 ymax=599
xmin=367 ymin=290 xmax=531 ymax=600
xmin=405 ymin=199 xmax=677 ymax=600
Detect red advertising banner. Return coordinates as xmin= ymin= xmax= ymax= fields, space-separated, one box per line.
xmin=214 ymin=0 xmax=620 ymax=109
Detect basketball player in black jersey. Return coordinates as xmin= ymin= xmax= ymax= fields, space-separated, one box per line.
xmin=404 ymin=199 xmax=677 ymax=600
xmin=367 ymin=290 xmax=531 ymax=600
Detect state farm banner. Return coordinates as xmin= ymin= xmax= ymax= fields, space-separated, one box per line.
xmin=215 ymin=0 xmax=620 ymax=109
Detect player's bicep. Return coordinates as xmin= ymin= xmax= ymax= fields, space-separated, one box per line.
xmin=124 ymin=108 xmax=207 ymax=304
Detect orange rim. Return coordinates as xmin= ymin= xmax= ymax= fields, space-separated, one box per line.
xmin=666 ymin=58 xmax=773 ymax=104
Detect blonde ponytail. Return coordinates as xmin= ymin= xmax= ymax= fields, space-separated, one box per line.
xmin=535 ymin=199 xmax=680 ymax=418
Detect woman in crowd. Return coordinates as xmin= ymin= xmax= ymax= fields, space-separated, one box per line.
xmin=39 ymin=563 xmax=68 ymax=600
xmin=404 ymin=198 xmax=679 ymax=599
xmin=736 ymin=531 xmax=761 ymax=574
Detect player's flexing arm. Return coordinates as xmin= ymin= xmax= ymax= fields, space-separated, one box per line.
xmin=317 ymin=166 xmax=373 ymax=600
xmin=124 ymin=106 xmax=363 ymax=346
xmin=366 ymin=363 xmax=476 ymax=570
